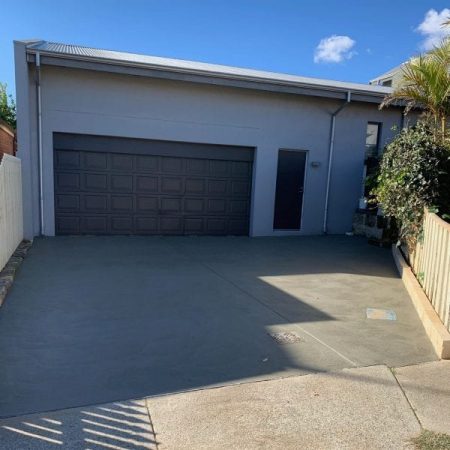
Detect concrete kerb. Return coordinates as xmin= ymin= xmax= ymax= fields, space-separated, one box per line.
xmin=392 ymin=245 xmax=450 ymax=359
xmin=145 ymin=364 xmax=422 ymax=450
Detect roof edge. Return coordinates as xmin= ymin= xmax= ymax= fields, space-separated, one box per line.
xmin=23 ymin=40 xmax=392 ymax=101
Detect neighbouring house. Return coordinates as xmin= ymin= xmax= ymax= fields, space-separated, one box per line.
xmin=14 ymin=40 xmax=404 ymax=239
xmin=369 ymin=64 xmax=406 ymax=89
xmin=0 ymin=119 xmax=16 ymax=158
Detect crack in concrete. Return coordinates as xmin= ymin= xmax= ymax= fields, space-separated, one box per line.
xmin=144 ymin=400 xmax=160 ymax=450
xmin=389 ymin=368 xmax=423 ymax=430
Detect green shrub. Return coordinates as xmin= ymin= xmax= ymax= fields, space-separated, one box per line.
xmin=0 ymin=83 xmax=16 ymax=129
xmin=374 ymin=122 xmax=447 ymax=248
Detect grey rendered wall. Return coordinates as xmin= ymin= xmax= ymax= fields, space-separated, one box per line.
xmin=14 ymin=41 xmax=40 ymax=239
xmin=326 ymin=104 xmax=401 ymax=233
xmin=17 ymin=60 xmax=404 ymax=237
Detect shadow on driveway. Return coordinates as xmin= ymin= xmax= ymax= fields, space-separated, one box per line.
xmin=0 ymin=399 xmax=158 ymax=449
xmin=0 ymin=235 xmax=437 ymax=418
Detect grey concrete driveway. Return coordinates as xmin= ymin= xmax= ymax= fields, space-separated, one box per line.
xmin=0 ymin=236 xmax=437 ymax=418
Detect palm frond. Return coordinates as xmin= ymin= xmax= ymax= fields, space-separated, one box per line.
xmin=380 ymin=48 xmax=450 ymax=120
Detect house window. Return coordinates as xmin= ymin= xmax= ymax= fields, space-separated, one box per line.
xmin=381 ymin=80 xmax=392 ymax=87
xmin=365 ymin=122 xmax=381 ymax=159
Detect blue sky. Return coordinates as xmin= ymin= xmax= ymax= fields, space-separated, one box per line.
xmin=2 ymin=1 xmax=449 ymax=97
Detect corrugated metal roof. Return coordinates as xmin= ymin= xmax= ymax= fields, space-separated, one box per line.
xmin=25 ymin=40 xmax=392 ymax=97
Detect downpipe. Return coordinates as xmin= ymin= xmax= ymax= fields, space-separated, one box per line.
xmin=36 ymin=52 xmax=44 ymax=235
xmin=323 ymin=91 xmax=351 ymax=234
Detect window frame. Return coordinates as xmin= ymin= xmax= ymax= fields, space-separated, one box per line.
xmin=365 ymin=121 xmax=382 ymax=159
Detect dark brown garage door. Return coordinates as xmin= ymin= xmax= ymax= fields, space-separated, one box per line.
xmin=53 ymin=134 xmax=254 ymax=235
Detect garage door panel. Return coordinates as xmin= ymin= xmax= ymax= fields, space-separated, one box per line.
xmin=160 ymin=198 xmax=182 ymax=214
xmin=186 ymin=159 xmax=208 ymax=175
xmin=161 ymin=177 xmax=183 ymax=194
xmin=210 ymin=160 xmax=230 ymax=176
xmin=56 ymin=172 xmax=80 ymax=191
xmin=207 ymin=218 xmax=227 ymax=234
xmin=208 ymin=199 xmax=227 ymax=214
xmin=56 ymin=150 xmax=80 ymax=169
xmin=111 ymin=174 xmax=133 ymax=192
xmin=111 ymin=195 xmax=134 ymax=212
xmin=54 ymin=138 xmax=253 ymax=236
xmin=136 ymin=176 xmax=158 ymax=193
xmin=232 ymin=180 xmax=250 ymax=196
xmin=137 ymin=155 xmax=158 ymax=172
xmin=56 ymin=216 xmax=80 ymax=234
xmin=184 ymin=217 xmax=204 ymax=233
xmin=111 ymin=154 xmax=134 ymax=171
xmin=208 ymin=179 xmax=228 ymax=196
xmin=232 ymin=161 xmax=251 ymax=177
xmin=84 ymin=152 xmax=108 ymax=171
xmin=84 ymin=194 xmax=108 ymax=212
xmin=137 ymin=196 xmax=158 ymax=213
xmin=230 ymin=200 xmax=249 ymax=215
xmin=84 ymin=173 xmax=108 ymax=191
xmin=185 ymin=178 xmax=205 ymax=195
xmin=136 ymin=217 xmax=158 ymax=233
xmin=160 ymin=217 xmax=183 ymax=233
xmin=111 ymin=217 xmax=133 ymax=233
xmin=161 ymin=157 xmax=184 ymax=173
xmin=83 ymin=216 xmax=109 ymax=234
xmin=229 ymin=219 xmax=249 ymax=234
xmin=184 ymin=198 xmax=204 ymax=214
xmin=56 ymin=194 xmax=80 ymax=211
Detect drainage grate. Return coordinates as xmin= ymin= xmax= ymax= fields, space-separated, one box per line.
xmin=268 ymin=331 xmax=303 ymax=345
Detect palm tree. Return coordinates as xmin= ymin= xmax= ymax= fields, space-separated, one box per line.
xmin=380 ymin=40 xmax=450 ymax=141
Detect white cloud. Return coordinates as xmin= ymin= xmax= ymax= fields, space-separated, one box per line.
xmin=314 ymin=35 xmax=356 ymax=63
xmin=416 ymin=8 xmax=450 ymax=50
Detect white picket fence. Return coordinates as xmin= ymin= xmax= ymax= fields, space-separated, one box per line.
xmin=411 ymin=209 xmax=450 ymax=332
xmin=0 ymin=155 xmax=23 ymax=271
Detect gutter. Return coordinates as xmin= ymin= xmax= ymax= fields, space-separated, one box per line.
xmin=323 ymin=91 xmax=351 ymax=234
xmin=24 ymin=48 xmax=389 ymax=102
xmin=35 ymin=51 xmax=44 ymax=235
